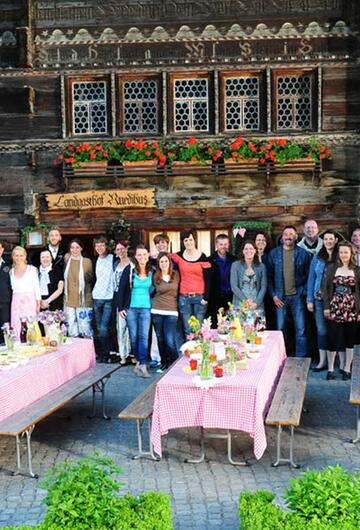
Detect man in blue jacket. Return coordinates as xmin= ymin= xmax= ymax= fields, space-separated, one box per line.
xmin=267 ymin=225 xmax=311 ymax=357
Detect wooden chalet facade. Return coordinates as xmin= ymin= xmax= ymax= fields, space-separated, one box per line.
xmin=0 ymin=0 xmax=359 ymax=253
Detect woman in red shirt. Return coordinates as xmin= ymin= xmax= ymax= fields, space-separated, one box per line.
xmin=172 ymin=230 xmax=212 ymax=337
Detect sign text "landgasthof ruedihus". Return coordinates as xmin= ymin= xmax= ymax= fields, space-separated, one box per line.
xmin=46 ymin=189 xmax=155 ymax=210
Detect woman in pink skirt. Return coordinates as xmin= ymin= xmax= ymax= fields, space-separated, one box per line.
xmin=10 ymin=246 xmax=41 ymax=339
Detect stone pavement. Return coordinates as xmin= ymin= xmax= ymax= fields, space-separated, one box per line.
xmin=1 ymin=360 xmax=360 ymax=529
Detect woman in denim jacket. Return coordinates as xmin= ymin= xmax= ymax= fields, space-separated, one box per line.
xmin=307 ymin=230 xmax=339 ymax=371
xmin=230 ymin=240 xmax=267 ymax=318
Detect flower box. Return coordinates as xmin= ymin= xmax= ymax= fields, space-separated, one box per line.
xmin=273 ymin=158 xmax=317 ymax=171
xmin=122 ymin=160 xmax=158 ymax=168
xmin=172 ymin=160 xmax=212 ymax=167
xmin=71 ymin=160 xmax=108 ymax=177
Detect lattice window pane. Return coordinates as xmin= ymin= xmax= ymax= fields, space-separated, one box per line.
xmin=72 ymin=81 xmax=108 ymax=135
xmin=224 ymin=77 xmax=259 ymax=131
xmin=123 ymin=79 xmax=158 ymax=133
xmin=175 ymin=101 xmax=191 ymax=131
xmin=277 ymin=75 xmax=312 ymax=130
xmin=174 ymin=78 xmax=209 ymax=132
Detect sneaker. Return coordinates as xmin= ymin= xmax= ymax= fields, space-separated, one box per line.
xmin=138 ymin=364 xmax=150 ymax=378
xmin=149 ymin=360 xmax=160 ymax=369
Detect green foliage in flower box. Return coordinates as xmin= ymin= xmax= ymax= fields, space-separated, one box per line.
xmin=55 ymin=137 xmax=332 ymax=167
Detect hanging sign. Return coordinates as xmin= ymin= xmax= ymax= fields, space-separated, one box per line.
xmin=46 ymin=188 xmax=155 ymax=211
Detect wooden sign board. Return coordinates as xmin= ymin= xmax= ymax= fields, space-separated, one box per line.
xmin=46 ymin=189 xmax=155 ymax=211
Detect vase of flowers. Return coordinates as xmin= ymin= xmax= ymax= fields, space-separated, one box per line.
xmin=38 ymin=310 xmax=67 ymax=344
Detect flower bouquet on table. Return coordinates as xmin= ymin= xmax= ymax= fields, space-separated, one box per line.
xmin=38 ymin=310 xmax=68 ymax=345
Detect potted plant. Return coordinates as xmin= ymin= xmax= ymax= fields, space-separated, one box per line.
xmin=120 ymin=139 xmax=166 ymax=168
xmin=171 ymin=137 xmax=212 ymax=166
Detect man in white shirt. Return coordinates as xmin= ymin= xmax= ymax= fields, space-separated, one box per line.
xmin=297 ymin=218 xmax=323 ymax=256
xmin=92 ymin=236 xmax=114 ymax=362
xmin=36 ymin=226 xmax=66 ymax=269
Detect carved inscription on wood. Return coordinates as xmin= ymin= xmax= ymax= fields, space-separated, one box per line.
xmin=46 ymin=188 xmax=155 ymax=211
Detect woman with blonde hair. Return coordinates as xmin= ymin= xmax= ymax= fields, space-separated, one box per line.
xmin=10 ymin=246 xmax=41 ymax=339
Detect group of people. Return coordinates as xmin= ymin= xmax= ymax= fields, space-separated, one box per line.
xmin=1 ymin=221 xmax=360 ymax=381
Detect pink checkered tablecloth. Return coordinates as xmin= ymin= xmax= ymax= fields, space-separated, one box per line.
xmin=0 ymin=338 xmax=96 ymax=422
xmin=151 ymin=330 xmax=286 ymax=460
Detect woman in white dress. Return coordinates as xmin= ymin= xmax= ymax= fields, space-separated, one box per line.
xmin=10 ymin=246 xmax=41 ymax=339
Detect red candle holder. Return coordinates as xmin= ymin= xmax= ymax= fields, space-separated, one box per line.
xmin=190 ymin=358 xmax=198 ymax=371
xmin=214 ymin=366 xmax=224 ymax=378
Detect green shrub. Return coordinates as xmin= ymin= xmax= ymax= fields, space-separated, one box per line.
xmin=40 ymin=452 xmax=123 ymax=529
xmin=239 ymin=466 xmax=360 ymax=530
xmin=38 ymin=452 xmax=173 ymax=530
xmin=285 ymin=465 xmax=360 ymax=525
xmin=116 ymin=492 xmax=173 ymax=530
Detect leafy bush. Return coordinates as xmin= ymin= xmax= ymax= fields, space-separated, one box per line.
xmin=116 ymin=492 xmax=173 ymax=530
xmin=38 ymin=452 xmax=173 ymax=530
xmin=40 ymin=453 xmax=123 ymax=529
xmin=285 ymin=465 xmax=360 ymax=524
xmin=239 ymin=466 xmax=360 ymax=530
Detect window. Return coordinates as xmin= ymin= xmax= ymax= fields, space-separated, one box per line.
xmin=273 ymin=70 xmax=316 ymax=131
xmin=221 ymin=74 xmax=261 ymax=132
xmin=119 ymin=76 xmax=160 ymax=134
xmin=169 ymin=73 xmax=211 ymax=133
xmin=147 ymin=229 xmax=230 ymax=257
xmin=68 ymin=78 xmax=109 ymax=136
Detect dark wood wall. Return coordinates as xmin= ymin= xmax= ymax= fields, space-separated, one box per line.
xmin=0 ymin=0 xmax=359 ymax=244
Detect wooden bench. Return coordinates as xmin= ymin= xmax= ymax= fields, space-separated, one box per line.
xmin=266 ymin=357 xmax=311 ymax=468
xmin=118 ymin=378 xmax=160 ymax=461
xmin=0 ymin=364 xmax=120 ymax=478
xmin=117 ymin=362 xmax=177 ymax=461
xmin=349 ymin=353 xmax=360 ymax=443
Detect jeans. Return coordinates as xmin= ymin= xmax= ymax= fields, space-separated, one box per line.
xmin=93 ymin=299 xmax=113 ymax=360
xmin=152 ymin=314 xmax=178 ymax=368
xmin=116 ymin=312 xmax=131 ymax=359
xmin=178 ymin=294 xmax=207 ymax=337
xmin=313 ymin=299 xmax=327 ymax=351
xmin=126 ymin=307 xmax=151 ymax=365
xmin=276 ymin=294 xmax=307 ymax=357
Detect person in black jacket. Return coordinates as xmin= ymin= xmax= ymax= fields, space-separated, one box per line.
xmin=0 ymin=240 xmax=12 ymax=343
xmin=39 ymin=250 xmax=64 ymax=311
xmin=207 ymin=233 xmax=236 ymax=327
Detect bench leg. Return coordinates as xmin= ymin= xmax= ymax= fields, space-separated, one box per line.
xmin=88 ymin=377 xmax=111 ymax=420
xmin=352 ymin=405 xmax=360 ymax=444
xmin=13 ymin=425 xmax=38 ymax=479
xmin=132 ymin=418 xmax=159 ymax=461
xmin=271 ymin=425 xmax=300 ymax=469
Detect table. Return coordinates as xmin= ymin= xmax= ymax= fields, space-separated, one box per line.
xmin=0 ymin=338 xmax=96 ymax=422
xmin=151 ymin=331 xmax=286 ymax=461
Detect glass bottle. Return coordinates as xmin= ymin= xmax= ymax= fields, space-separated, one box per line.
xmin=200 ymin=343 xmax=213 ymax=380
xmin=2 ymin=323 xmax=14 ymax=351
xmin=19 ymin=318 xmax=28 ymax=344
xmin=26 ymin=318 xmax=37 ymax=345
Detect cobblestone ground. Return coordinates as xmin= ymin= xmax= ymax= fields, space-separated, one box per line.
xmin=1 ymin=361 xmax=360 ymax=529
